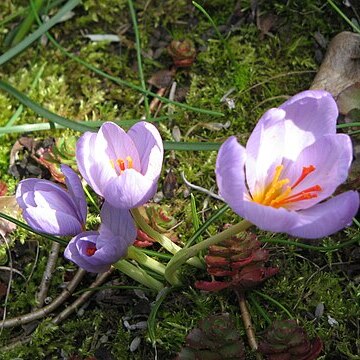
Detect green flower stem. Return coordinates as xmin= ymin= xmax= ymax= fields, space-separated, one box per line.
xmin=127 ymin=246 xmax=166 ymax=276
xmin=113 ymin=259 xmax=164 ymax=291
xmin=165 ymin=219 xmax=252 ymax=285
xmin=131 ymin=208 xmax=204 ymax=269
xmin=253 ymin=290 xmax=294 ymax=319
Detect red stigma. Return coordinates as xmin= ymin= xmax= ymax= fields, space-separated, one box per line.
xmin=86 ymin=244 xmax=97 ymax=256
xmin=291 ymin=165 xmax=316 ymax=189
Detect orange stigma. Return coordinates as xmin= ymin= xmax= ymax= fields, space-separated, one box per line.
xmin=252 ymin=164 xmax=322 ymax=208
xmin=291 ymin=165 xmax=316 ymax=189
xmin=113 ymin=156 xmax=134 ymax=174
xmin=85 ymin=244 xmax=97 ymax=256
xmin=117 ymin=158 xmax=125 ymax=172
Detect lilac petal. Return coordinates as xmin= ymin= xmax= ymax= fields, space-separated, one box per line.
xmin=61 ymin=164 xmax=87 ymax=224
xmin=216 ymin=136 xmax=248 ymax=214
xmin=16 ymin=179 xmax=39 ymax=208
xmin=282 ymin=134 xmax=353 ymax=210
xmin=64 ymin=231 xmax=111 ymax=273
xmin=99 ymin=201 xmax=136 ymax=244
xmin=103 ymin=169 xmax=156 ymax=209
xmin=76 ymin=131 xmax=113 ymax=197
xmin=24 ymin=207 xmax=82 ymax=236
xmin=98 ymin=122 xmax=141 ymax=172
xmin=279 ymin=90 xmax=338 ymax=160
xmin=241 ymin=200 xmax=299 ymax=233
xmin=245 ymin=117 xmax=286 ymax=195
xmin=127 ymin=121 xmax=163 ymax=178
xmin=288 ymin=191 xmax=359 ymax=239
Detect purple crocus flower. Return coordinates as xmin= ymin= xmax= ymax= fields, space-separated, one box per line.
xmin=216 ymin=90 xmax=359 ymax=239
xmin=16 ymin=165 xmax=87 ymax=236
xmin=64 ymin=201 xmax=136 ymax=273
xmin=76 ymin=121 xmax=163 ymax=209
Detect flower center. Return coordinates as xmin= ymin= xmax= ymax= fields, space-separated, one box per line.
xmin=110 ymin=156 xmax=133 ymax=175
xmin=252 ymin=164 xmax=322 ymax=208
xmin=85 ymin=244 xmax=97 ymax=256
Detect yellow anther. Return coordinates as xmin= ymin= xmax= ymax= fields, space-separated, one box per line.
xmin=126 ymin=156 xmax=133 ymax=169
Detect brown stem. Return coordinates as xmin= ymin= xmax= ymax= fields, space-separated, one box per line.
xmin=236 ymin=290 xmax=262 ymax=360
xmin=0 ymin=268 xmax=86 ymax=329
xmin=52 ymin=268 xmax=113 ymax=324
xmin=35 ymin=242 xmax=60 ymax=308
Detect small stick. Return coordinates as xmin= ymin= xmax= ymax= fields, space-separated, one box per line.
xmin=0 ymin=268 xmax=86 ymax=329
xmin=35 ymin=241 xmax=60 ymax=308
xmin=52 ymin=268 xmax=113 ymax=324
xmin=236 ymin=290 xmax=262 ymax=360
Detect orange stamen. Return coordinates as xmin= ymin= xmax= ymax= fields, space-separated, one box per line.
xmin=117 ymin=158 xmax=125 ymax=172
xmin=86 ymin=245 xmax=97 ymax=256
xmin=126 ymin=156 xmax=133 ymax=169
xmin=291 ymin=165 xmax=316 ymax=189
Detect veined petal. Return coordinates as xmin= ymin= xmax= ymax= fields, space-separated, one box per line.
xmin=64 ymin=231 xmax=111 ymax=273
xmin=76 ymin=131 xmax=107 ymax=196
xmin=103 ymin=169 xmax=156 ymax=209
xmin=16 ymin=179 xmax=40 ymax=208
xmin=280 ymin=90 xmax=338 ymax=160
xmin=288 ymin=191 xmax=359 ymax=239
xmin=98 ymin=122 xmax=141 ymax=172
xmin=24 ymin=207 xmax=83 ymax=236
xmin=282 ymin=134 xmax=353 ymax=210
xmin=127 ymin=121 xmax=163 ymax=178
xmin=245 ymin=118 xmax=286 ymax=195
xmin=99 ymin=201 xmax=136 ymax=244
xmin=242 ymin=201 xmax=299 ymax=233
xmin=216 ymin=136 xmax=248 ymax=214
xmin=61 ymin=164 xmax=87 ymax=224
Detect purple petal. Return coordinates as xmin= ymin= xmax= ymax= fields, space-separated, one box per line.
xmin=282 ymin=134 xmax=353 ymax=210
xmin=61 ymin=164 xmax=87 ymax=225
xmin=245 ymin=118 xmax=286 ymax=195
xmin=103 ymin=169 xmax=156 ymax=209
xmin=99 ymin=201 xmax=137 ymax=244
xmin=24 ymin=207 xmax=83 ymax=236
xmin=98 ymin=122 xmax=141 ymax=172
xmin=279 ymin=90 xmax=338 ymax=160
xmin=76 ymin=131 xmax=113 ymax=197
xmin=64 ymin=231 xmax=111 ymax=273
xmin=216 ymin=136 xmax=248 ymax=214
xmin=241 ymin=200 xmax=299 ymax=233
xmin=127 ymin=121 xmax=163 ymax=178
xmin=288 ymin=191 xmax=359 ymax=239
xmin=16 ymin=179 xmax=39 ymax=208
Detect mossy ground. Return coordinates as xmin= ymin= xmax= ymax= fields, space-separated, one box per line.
xmin=0 ymin=0 xmax=359 ymax=359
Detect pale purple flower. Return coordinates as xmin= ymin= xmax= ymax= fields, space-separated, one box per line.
xmin=16 ymin=165 xmax=87 ymax=236
xmin=216 ymin=90 xmax=359 ymax=239
xmin=76 ymin=121 xmax=163 ymax=209
xmin=64 ymin=201 xmax=136 ymax=272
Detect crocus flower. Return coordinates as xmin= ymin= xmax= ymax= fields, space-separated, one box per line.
xmin=16 ymin=165 xmax=87 ymax=236
xmin=76 ymin=121 xmax=163 ymax=209
xmin=216 ymin=90 xmax=359 ymax=239
xmin=64 ymin=201 xmax=136 ymax=273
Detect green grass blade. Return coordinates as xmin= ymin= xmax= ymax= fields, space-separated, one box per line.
xmin=327 ymin=0 xmax=360 ymax=34
xmin=0 ymin=80 xmax=94 ymax=132
xmin=0 ymin=0 xmax=81 ymax=65
xmin=163 ymin=141 xmax=221 ymax=151
xmin=128 ymin=0 xmax=150 ymax=117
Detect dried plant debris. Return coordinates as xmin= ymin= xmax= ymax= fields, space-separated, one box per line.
xmin=195 ymin=232 xmax=279 ymax=292
xmin=176 ymin=313 xmax=245 ymax=360
xmin=258 ymin=320 xmax=323 ymax=360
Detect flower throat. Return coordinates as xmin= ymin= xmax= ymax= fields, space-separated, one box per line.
xmin=252 ymin=165 xmax=322 ymax=208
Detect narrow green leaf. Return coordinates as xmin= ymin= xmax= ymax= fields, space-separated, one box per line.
xmin=163 ymin=141 xmax=221 ymax=151
xmin=0 ymin=0 xmax=81 ymax=65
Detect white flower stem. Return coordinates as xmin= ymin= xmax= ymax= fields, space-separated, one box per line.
xmin=127 ymin=246 xmax=166 ymax=276
xmin=113 ymin=259 xmax=164 ymax=291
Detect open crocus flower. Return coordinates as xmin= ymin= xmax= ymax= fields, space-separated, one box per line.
xmin=76 ymin=121 xmax=163 ymax=209
xmin=216 ymin=90 xmax=359 ymax=239
xmin=64 ymin=201 xmax=136 ymax=272
xmin=16 ymin=165 xmax=87 ymax=236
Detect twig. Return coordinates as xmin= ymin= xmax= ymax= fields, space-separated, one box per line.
xmin=181 ymin=172 xmax=224 ymax=201
xmin=236 ymin=291 xmax=262 ymax=360
xmin=0 ymin=268 xmax=86 ymax=329
xmin=35 ymin=241 xmax=60 ymax=308
xmin=52 ymin=268 xmax=113 ymax=324
xmin=1 ymin=268 xmax=113 ymax=351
